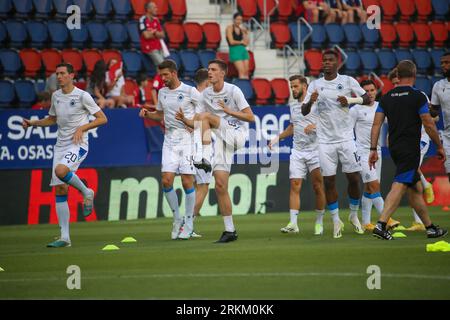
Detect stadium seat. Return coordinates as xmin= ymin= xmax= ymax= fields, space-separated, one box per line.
xmin=47 ymin=21 xmax=69 ymax=49
xmin=130 ymin=0 xmax=146 ymax=19
xmin=92 ymin=0 xmax=112 ymax=20
xmin=395 ymin=23 xmax=414 ymax=48
xmin=412 ymin=23 xmax=431 ymax=47
xmin=0 ymin=22 xmax=6 ymax=45
xmin=19 ymin=48 xmax=42 ymax=77
xmin=394 ymin=48 xmax=413 ymax=63
xmin=379 ymin=23 xmax=397 ymax=48
xmin=143 ymin=77 xmax=154 ymax=103
xmin=415 ymin=0 xmax=432 ymax=22
xmin=61 ymin=48 xmax=83 ymax=75
xmin=359 ymin=49 xmax=379 ymax=73
xmin=102 ymin=49 xmax=122 ymax=64
xmin=168 ymin=49 xmax=181 ymax=69
xmin=164 ymin=22 xmax=185 ymax=49
xmin=122 ymin=50 xmax=143 ymax=77
xmin=87 ymin=21 xmax=108 ymax=49
xmin=248 ymin=50 xmax=256 ymax=77
xmin=343 ymin=50 xmax=361 ymax=76
xmin=232 ymin=79 xmax=254 ymax=102
xmin=430 ymin=49 xmax=446 ymax=74
xmin=270 ymin=22 xmax=291 ymax=49
xmin=432 ymin=0 xmax=449 ymax=20
xmin=198 ymin=49 xmax=216 ymax=69
xmin=141 ymin=52 xmax=157 ymax=77
xmin=12 ymin=0 xmax=33 ymax=18
xmin=430 ymin=21 xmax=448 ymax=47
xmin=25 ymin=21 xmax=48 ymax=49
xmin=124 ymin=78 xmax=138 ymax=96
xmin=431 ymin=75 xmax=444 ymax=86
xmin=5 ymin=20 xmax=27 ymax=48
xmin=0 ymin=49 xmax=22 ymax=77
xmin=183 ymin=22 xmax=204 ymax=49
xmin=277 ymin=0 xmax=294 ymax=21
xmin=182 ymin=78 xmax=195 ymax=87
xmin=216 ymin=51 xmax=237 ymax=78
xmin=202 ymin=22 xmax=221 ymax=49
xmin=33 ymin=0 xmax=53 ymax=19
xmin=325 ymin=23 xmax=345 ymax=47
xmin=378 ymin=49 xmax=397 ymax=74
xmin=35 ymin=79 xmax=46 ymax=93
xmin=106 ymin=21 xmax=128 ymax=49
xmin=376 ymin=75 xmax=393 ymax=95
xmin=379 ymin=0 xmax=398 ymax=22
xmin=126 ymin=21 xmax=141 ymax=49
xmin=53 ymin=0 xmax=73 ymax=20
xmin=15 ymin=80 xmax=36 ymax=108
xmin=257 ymin=0 xmax=277 ymax=21
xmin=81 ymin=48 xmax=102 ymax=75
xmin=41 ymin=48 xmax=62 ymax=76
xmin=179 ymin=50 xmax=200 ymax=78
xmin=398 ymin=0 xmax=416 ymax=22
xmin=412 ymin=49 xmax=432 ymax=74
xmin=69 ymin=24 xmax=89 ymax=49
xmin=151 ymin=0 xmax=169 ymax=20
xmin=74 ymin=80 xmax=87 ymax=90
xmin=0 ymin=80 xmax=15 ymax=108
xmin=111 ymin=0 xmax=132 ymax=20
xmin=304 ymin=49 xmax=322 ymax=76
xmin=415 ymin=76 xmax=432 ymax=96
xmin=72 ymin=0 xmax=94 ymax=19
xmin=168 ymin=0 xmax=186 ymax=22
xmin=362 ymin=0 xmax=379 ymax=9
xmin=237 ymin=0 xmax=257 ymax=21
xmin=270 ymin=78 xmax=290 ymax=104
xmin=310 ymin=24 xmax=327 ymax=49
xmin=360 ymin=23 xmax=379 ymax=48
xmin=0 ymin=0 xmax=13 ymax=19
xmin=289 ymin=21 xmax=312 ymax=49
xmin=251 ymin=78 xmax=272 ymax=105
xmin=343 ymin=24 xmax=362 ymax=48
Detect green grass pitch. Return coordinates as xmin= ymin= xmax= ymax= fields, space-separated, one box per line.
xmin=0 ymin=207 xmax=449 ymax=299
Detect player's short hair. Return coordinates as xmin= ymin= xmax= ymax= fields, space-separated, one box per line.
xmin=322 ymin=49 xmax=339 ymax=60
xmin=137 ymin=73 xmax=147 ymax=86
xmin=157 ymin=59 xmax=178 ymax=72
xmin=387 ymin=68 xmax=398 ymax=81
xmin=56 ymin=62 xmax=74 ymax=74
xmin=194 ymin=68 xmax=209 ymax=85
xmin=288 ymin=75 xmax=308 ymax=85
xmin=442 ymin=52 xmax=450 ymax=58
xmin=360 ymin=79 xmax=376 ymax=88
xmin=208 ymin=59 xmax=228 ymax=73
xmin=397 ymin=60 xmax=416 ymax=79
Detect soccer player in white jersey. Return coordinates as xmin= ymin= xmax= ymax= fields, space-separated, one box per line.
xmin=350 ymin=80 xmax=400 ymax=231
xmin=22 ymin=63 xmax=108 ymax=248
xmin=268 ymin=75 xmax=327 ymax=235
xmin=301 ymin=50 xmax=370 ymax=238
xmin=176 ymin=59 xmax=255 ymax=243
xmin=139 ymin=60 xmax=199 ymax=240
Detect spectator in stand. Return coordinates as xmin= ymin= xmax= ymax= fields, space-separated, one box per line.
xmin=226 ymin=12 xmax=250 ymax=79
xmin=139 ymin=2 xmax=165 ymax=67
xmin=152 ymin=71 xmax=164 ymax=105
xmin=328 ymin=0 xmax=349 ymax=24
xmin=31 ymin=91 xmax=51 ymax=110
xmin=302 ymin=0 xmax=336 ymax=24
xmin=341 ymin=0 xmax=367 ymax=24
xmin=87 ymin=60 xmax=115 ymax=109
xmin=105 ymin=59 xmax=134 ymax=108
xmin=292 ymin=0 xmax=306 ymax=17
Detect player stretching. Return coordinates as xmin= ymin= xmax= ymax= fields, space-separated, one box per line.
xmin=22 ymin=63 xmax=108 ymax=248
xmin=268 ymin=75 xmax=327 ymax=235
xmin=302 ymin=50 xmax=369 ymax=238
xmin=139 ymin=60 xmax=198 ymax=240
xmin=176 ymin=59 xmax=255 ymax=243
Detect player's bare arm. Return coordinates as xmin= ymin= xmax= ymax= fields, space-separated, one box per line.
xmin=268 ymin=124 xmax=293 ymax=150
xmin=369 ymin=112 xmax=385 ymax=170
xmin=22 ymin=115 xmax=57 ymax=128
xmin=218 ymin=100 xmax=255 ymax=122
xmin=337 ymin=93 xmax=371 ymax=107
xmin=421 ymin=112 xmax=445 ymax=162
xmin=175 ymin=108 xmax=195 ymax=128
xmin=304 ymin=123 xmax=316 ymax=134
xmin=73 ymin=110 xmax=108 ymax=145
xmin=301 ymin=90 xmax=318 ymax=115
xmin=429 ymin=104 xmax=441 ymax=118
xmin=139 ymin=108 xmax=164 ymax=121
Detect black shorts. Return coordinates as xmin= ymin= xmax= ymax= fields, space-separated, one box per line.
xmin=390 ymin=150 xmax=420 ymax=186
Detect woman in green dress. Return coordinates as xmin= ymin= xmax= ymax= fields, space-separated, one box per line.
xmin=226 ymin=12 xmax=250 ymax=79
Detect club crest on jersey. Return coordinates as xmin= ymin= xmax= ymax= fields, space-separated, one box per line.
xmin=70 ymin=99 xmax=76 ymax=106
xmin=177 ymin=93 xmax=184 ymax=101
xmin=223 ymin=96 xmax=229 ymax=104
xmin=337 ymin=84 xmax=343 ymax=90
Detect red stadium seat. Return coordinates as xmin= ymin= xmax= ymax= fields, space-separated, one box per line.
xmin=202 ymin=22 xmax=221 ymax=49
xmin=61 ymin=49 xmax=83 ymax=76
xmin=41 ymin=48 xmax=62 ymax=76
xmin=251 ymin=78 xmax=272 ymax=105
xmin=379 ymin=0 xmax=398 ymax=22
xmin=102 ymin=49 xmax=122 ymax=65
xmin=81 ymin=49 xmax=102 ymax=75
xmin=270 ymin=78 xmax=290 ymax=104
xmin=430 ymin=21 xmax=448 ymax=47
xmin=248 ymin=50 xmax=255 ymax=77
xmin=183 ymin=22 xmax=204 ymax=49
xmin=130 ymin=0 xmax=146 ymax=19
xmin=412 ymin=23 xmax=431 ymax=47
xmin=304 ymin=49 xmax=322 ymax=76
xmin=144 ymin=77 xmax=155 ymax=104
xmin=151 ymin=0 xmax=169 ymax=20
xmin=257 ymin=0 xmax=277 ymax=21
xmin=164 ymin=22 xmax=185 ymax=49
xmin=237 ymin=0 xmax=257 ymax=21
xmin=397 ymin=0 xmax=416 ymax=22
xmin=215 ymin=51 xmax=237 ymax=78
xmin=74 ymin=80 xmax=87 ymax=90
xmin=168 ymin=0 xmax=186 ymax=22
xmin=124 ymin=78 xmax=138 ymax=96
xmin=380 ymin=23 xmax=397 ymax=48
xmin=270 ymin=22 xmax=291 ymax=49
xmin=395 ymin=22 xmax=414 ymax=48
xmin=415 ymin=0 xmax=432 ymax=22
xmin=362 ymin=0 xmax=380 ymax=9
xmin=277 ymin=0 xmax=293 ymax=22
xmin=19 ymin=48 xmax=42 ymax=77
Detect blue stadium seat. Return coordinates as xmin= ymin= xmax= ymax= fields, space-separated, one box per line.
xmin=343 ymin=23 xmax=362 ymax=48
xmin=72 ymin=0 xmax=94 ymax=19
xmin=0 ymin=0 xmax=13 ymax=19
xmin=360 ymin=24 xmax=379 ymax=48
xmin=112 ymin=0 xmax=132 ymax=20
xmin=343 ymin=51 xmax=361 ymax=76
xmin=48 ymin=21 xmax=69 ymax=49
xmin=325 ymin=23 xmax=345 ymax=46
xmin=33 ymin=0 xmax=53 ymax=19
xmin=122 ymin=50 xmax=143 ymax=77
xmin=415 ymin=76 xmax=432 ymax=97
xmin=0 ymin=49 xmax=22 ymax=77
xmin=87 ymin=21 xmax=108 ymax=48
xmin=289 ymin=22 xmax=311 ymax=49
xmin=53 ymin=0 xmax=73 ymax=19
xmin=432 ymin=0 xmax=449 ymax=20
xmin=180 ymin=50 xmax=201 ymax=78
xmin=394 ymin=49 xmax=413 ymax=64
xmin=232 ymin=79 xmax=254 ymax=102
xmin=168 ymin=50 xmax=181 ymax=69
xmin=0 ymin=22 xmax=7 ymax=45
xmin=5 ymin=20 xmax=27 ymax=48
xmin=140 ymin=52 xmax=157 ymax=77
xmin=412 ymin=49 xmax=432 ymax=74
xmin=183 ymin=78 xmax=196 ymax=87
xmin=431 ymin=75 xmax=444 ymax=86
xmin=106 ymin=21 xmax=128 ymax=49
xmin=15 ymin=80 xmax=36 ymax=108
xmin=198 ymin=50 xmax=216 ymax=68
xmin=26 ymin=21 xmax=48 ymax=49
xmin=12 ymin=0 xmax=33 ymax=18
xmin=310 ymin=23 xmax=327 ymax=49
xmin=92 ymin=0 xmax=112 ymax=20
xmin=69 ymin=24 xmax=89 ymax=49
xmin=126 ymin=21 xmax=140 ymax=49
xmin=0 ymin=80 xmax=15 ymax=108
xmin=430 ymin=49 xmax=446 ymax=74
xmin=378 ymin=49 xmax=397 ymax=74
xmin=359 ymin=49 xmax=378 ymax=73
xmin=35 ymin=79 xmax=46 ymax=93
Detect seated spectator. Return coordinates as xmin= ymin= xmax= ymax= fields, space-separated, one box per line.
xmin=226 ymin=12 xmax=250 ymax=79
xmin=87 ymin=60 xmax=115 ymax=109
xmin=341 ymin=0 xmax=367 ymax=24
xmin=31 ymin=91 xmax=51 ymax=110
xmin=105 ymin=59 xmax=134 ymax=108
xmin=328 ymin=0 xmax=349 ymax=24
xmin=302 ymin=0 xmax=336 ymax=24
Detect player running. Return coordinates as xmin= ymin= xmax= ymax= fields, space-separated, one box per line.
xmin=301 ymin=49 xmax=370 ymax=238
xmin=268 ymin=75 xmax=327 ymax=235
xmin=139 ymin=59 xmax=199 ymax=240
xmin=176 ymin=59 xmax=255 ymax=243
xmin=22 ymin=63 xmax=108 ymax=248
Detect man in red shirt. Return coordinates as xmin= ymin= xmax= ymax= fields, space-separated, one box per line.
xmin=139 ymin=2 xmax=165 ymax=67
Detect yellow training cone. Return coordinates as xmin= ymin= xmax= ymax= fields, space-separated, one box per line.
xmin=102 ymin=244 xmax=120 ymax=251
xmin=392 ymin=232 xmax=407 ymax=238
xmin=121 ymin=237 xmax=137 ymax=243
